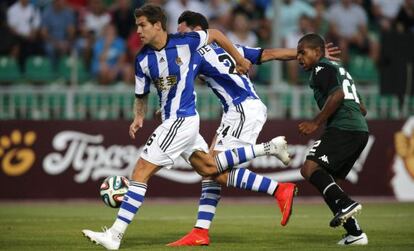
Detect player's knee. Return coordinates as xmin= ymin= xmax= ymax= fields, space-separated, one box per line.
xmin=214 ymin=173 xmax=228 ymax=186
xmin=300 ymin=165 xmax=312 ymax=180
xmin=197 ymin=165 xmax=217 ymax=177
xmin=300 ymin=166 xmax=307 ymax=179
xmin=301 ymin=161 xmax=320 ymax=180
xmin=131 ymin=159 xmax=156 ymax=183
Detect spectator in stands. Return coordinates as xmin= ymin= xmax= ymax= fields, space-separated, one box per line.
xmin=326 ymin=0 xmax=379 ymax=64
xmin=111 ymin=0 xmax=134 ymax=40
xmin=75 ymin=0 xmax=111 ymax=73
xmin=7 ymin=0 xmax=43 ymax=72
xmin=127 ymin=28 xmax=143 ymax=63
xmin=66 ymin=0 xmax=87 ymax=11
xmin=0 ymin=9 xmax=18 ymax=59
xmin=394 ymin=0 xmax=414 ymax=33
xmin=254 ymin=18 xmax=272 ymax=85
xmin=41 ymin=0 xmax=76 ymax=72
xmin=226 ymin=10 xmax=258 ymax=48
xmin=372 ymin=0 xmax=403 ymax=31
xmin=313 ymin=0 xmax=329 ymax=36
xmin=266 ymin=0 xmax=316 ymax=40
xmin=204 ymin=0 xmax=231 ymax=21
xmin=91 ymin=23 xmax=133 ymax=85
xmin=226 ymin=10 xmax=259 ymax=79
xmin=83 ymin=0 xmax=111 ymax=37
xmin=204 ymin=0 xmax=231 ymax=32
xmin=285 ymin=15 xmax=316 ymax=85
xmin=232 ymin=0 xmax=263 ymax=24
xmin=164 ymin=0 xmax=206 ymax=32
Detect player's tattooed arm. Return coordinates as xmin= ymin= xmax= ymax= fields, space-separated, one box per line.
xmin=129 ymin=96 xmax=148 ymax=139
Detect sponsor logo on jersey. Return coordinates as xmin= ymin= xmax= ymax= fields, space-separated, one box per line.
xmin=154 ymin=75 xmax=178 ymax=91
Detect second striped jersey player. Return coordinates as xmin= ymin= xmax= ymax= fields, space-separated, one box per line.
xmin=167 ymin=11 xmax=300 ymax=247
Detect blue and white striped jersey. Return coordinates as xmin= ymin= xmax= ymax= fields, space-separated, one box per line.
xmin=195 ymin=43 xmax=263 ymax=112
xmin=134 ymin=31 xmax=208 ymax=121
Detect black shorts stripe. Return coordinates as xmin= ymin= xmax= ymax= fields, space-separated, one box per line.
xmin=159 ymin=117 xmax=183 ymax=150
xmin=160 ymin=117 xmax=185 ymax=152
xmin=159 ymin=118 xmax=181 ymax=150
xmin=232 ymin=104 xmax=245 ymax=138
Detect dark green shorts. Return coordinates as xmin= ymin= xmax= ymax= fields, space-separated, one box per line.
xmin=306 ymin=127 xmax=369 ymax=179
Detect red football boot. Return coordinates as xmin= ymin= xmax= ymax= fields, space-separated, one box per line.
xmin=275 ymin=183 xmax=298 ymax=226
xmin=167 ymin=228 xmax=210 ymax=246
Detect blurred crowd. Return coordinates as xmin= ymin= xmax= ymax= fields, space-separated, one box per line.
xmin=1 ymin=0 xmax=413 ymax=86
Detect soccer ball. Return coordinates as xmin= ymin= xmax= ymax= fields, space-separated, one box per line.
xmin=100 ymin=176 xmax=129 ymax=208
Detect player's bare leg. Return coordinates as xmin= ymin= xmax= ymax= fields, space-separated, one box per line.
xmin=167 ymin=137 xmax=296 ymax=246
xmin=82 ymin=158 xmax=161 ymax=250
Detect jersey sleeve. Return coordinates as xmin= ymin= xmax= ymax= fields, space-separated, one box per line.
xmin=240 ymin=45 xmax=263 ymax=65
xmin=314 ymin=65 xmax=341 ymax=95
xmin=185 ymin=30 xmax=209 ymax=51
xmin=134 ymin=57 xmax=151 ymax=98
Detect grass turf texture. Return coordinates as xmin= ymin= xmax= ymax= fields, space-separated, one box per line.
xmin=0 ymin=200 xmax=413 ymax=250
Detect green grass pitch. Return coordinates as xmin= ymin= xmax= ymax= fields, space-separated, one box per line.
xmin=0 ymin=200 xmax=413 ymax=250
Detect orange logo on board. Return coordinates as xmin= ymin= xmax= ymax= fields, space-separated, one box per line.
xmin=395 ymin=131 xmax=414 ymax=179
xmin=0 ymin=130 xmax=36 ymax=176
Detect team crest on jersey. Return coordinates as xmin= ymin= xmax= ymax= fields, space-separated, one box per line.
xmin=175 ymin=57 xmax=183 ymax=66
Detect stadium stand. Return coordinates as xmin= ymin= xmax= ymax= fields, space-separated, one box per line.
xmin=0 ymin=0 xmax=412 ymax=121
xmin=0 ymin=56 xmax=21 ymax=83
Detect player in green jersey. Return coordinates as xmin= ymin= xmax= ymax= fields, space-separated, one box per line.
xmin=296 ymin=33 xmax=369 ymax=246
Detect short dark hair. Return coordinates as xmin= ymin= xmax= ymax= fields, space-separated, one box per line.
xmin=134 ymin=4 xmax=167 ymax=31
xmin=298 ymin=33 xmax=325 ymax=55
xmin=178 ymin=11 xmax=209 ymax=30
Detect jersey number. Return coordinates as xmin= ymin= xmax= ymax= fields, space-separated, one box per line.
xmin=218 ymin=54 xmax=236 ymax=74
xmin=221 ymin=125 xmax=230 ymax=138
xmin=146 ymin=133 xmax=156 ymax=146
xmin=339 ymin=67 xmax=360 ymax=104
xmin=309 ymin=140 xmax=321 ymax=153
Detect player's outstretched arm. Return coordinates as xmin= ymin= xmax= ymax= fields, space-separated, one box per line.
xmin=129 ymin=96 xmax=148 ymax=139
xmin=259 ymin=43 xmax=341 ymax=63
xmin=298 ymin=89 xmax=344 ymax=135
xmin=260 ymin=48 xmax=297 ymax=62
xmin=207 ymin=29 xmax=251 ymax=74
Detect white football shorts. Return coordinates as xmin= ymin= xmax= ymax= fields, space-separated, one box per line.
xmin=140 ymin=114 xmax=209 ymax=168
xmin=214 ymin=98 xmax=267 ymax=152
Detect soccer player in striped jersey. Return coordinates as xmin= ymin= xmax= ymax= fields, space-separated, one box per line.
xmin=167 ymin=11 xmax=341 ymax=247
xmin=82 ymin=4 xmax=292 ymax=250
